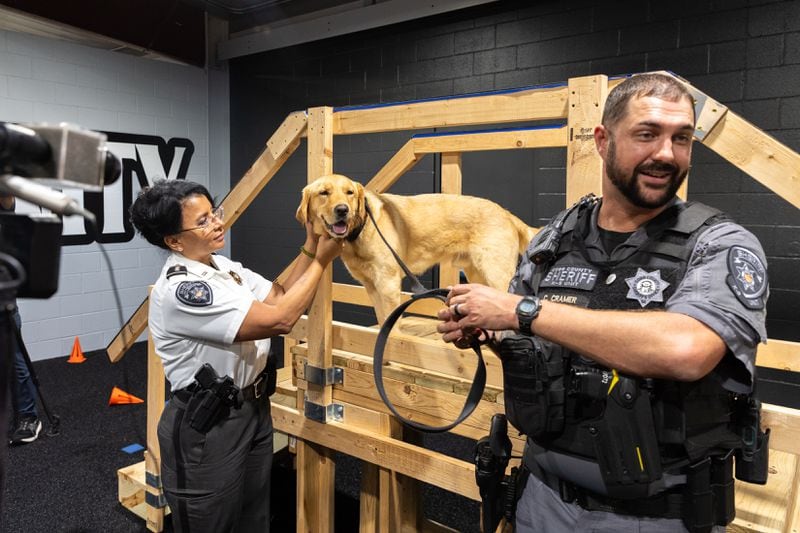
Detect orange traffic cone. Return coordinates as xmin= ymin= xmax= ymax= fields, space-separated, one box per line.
xmin=67 ymin=336 xmax=86 ymax=364
xmin=109 ymin=386 xmax=144 ymax=406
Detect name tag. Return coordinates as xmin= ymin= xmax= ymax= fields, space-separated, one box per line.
xmin=541 ymin=293 xmax=589 ymax=307
xmin=540 ymin=266 xmax=599 ymax=291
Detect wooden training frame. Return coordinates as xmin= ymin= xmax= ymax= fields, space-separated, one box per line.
xmin=113 ymin=72 xmax=800 ymax=532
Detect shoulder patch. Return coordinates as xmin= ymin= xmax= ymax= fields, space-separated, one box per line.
xmin=166 ymin=265 xmax=188 ymax=279
xmin=176 ymin=281 xmax=213 ymax=307
xmin=725 ymin=246 xmax=767 ymax=310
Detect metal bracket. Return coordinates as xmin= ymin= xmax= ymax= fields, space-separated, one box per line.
xmin=687 ymin=88 xmax=728 ymax=142
xmin=145 ymin=471 xmax=161 ymax=489
xmin=145 ymin=490 xmax=168 ymax=509
xmin=304 ymin=363 xmax=344 ymax=386
xmin=304 ymin=399 xmax=344 ymax=423
xmin=647 ymin=70 xmax=728 ymax=142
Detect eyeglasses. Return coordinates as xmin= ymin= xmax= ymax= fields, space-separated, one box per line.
xmin=179 ymin=206 xmax=224 ymax=234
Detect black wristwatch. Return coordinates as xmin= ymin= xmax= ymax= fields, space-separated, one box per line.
xmin=515 ymin=296 xmax=541 ymax=334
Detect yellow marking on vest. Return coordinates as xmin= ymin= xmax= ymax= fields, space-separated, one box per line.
xmin=636 ymin=446 xmax=644 ymax=471
xmin=607 ymin=369 xmax=619 ymax=395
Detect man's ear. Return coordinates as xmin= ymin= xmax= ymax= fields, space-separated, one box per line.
xmin=296 ymin=186 xmax=310 ymax=225
xmin=594 ymin=125 xmax=609 ymax=157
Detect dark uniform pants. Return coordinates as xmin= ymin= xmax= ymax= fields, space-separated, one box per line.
xmin=515 ymin=474 xmax=726 ymax=533
xmin=158 ymin=393 xmax=274 ymax=533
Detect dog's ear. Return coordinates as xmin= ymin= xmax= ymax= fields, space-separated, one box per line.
xmin=296 ymin=185 xmax=310 ymax=225
xmin=354 ymin=181 xmax=366 ymax=222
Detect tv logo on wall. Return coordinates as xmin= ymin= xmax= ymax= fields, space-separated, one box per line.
xmin=61 ymin=132 xmax=194 ymax=246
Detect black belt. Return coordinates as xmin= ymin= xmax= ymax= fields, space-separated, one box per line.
xmin=172 ymin=370 xmax=270 ymax=404
xmin=527 ymin=459 xmax=684 ymax=519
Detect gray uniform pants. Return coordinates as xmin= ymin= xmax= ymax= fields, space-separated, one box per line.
xmin=159 ymin=393 xmax=274 ymax=533
xmin=515 ymin=473 xmax=726 ymax=533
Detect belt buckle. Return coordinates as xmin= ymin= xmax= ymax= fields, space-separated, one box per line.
xmin=253 ymin=374 xmax=265 ymax=399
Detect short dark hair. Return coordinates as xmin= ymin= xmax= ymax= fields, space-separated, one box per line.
xmin=129 ymin=179 xmax=214 ymax=249
xmin=602 ymin=73 xmax=695 ymax=129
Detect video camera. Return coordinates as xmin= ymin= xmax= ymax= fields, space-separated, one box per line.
xmin=0 ymin=121 xmax=121 ymax=298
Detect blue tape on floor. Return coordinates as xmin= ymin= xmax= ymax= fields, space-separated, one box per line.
xmin=121 ymin=443 xmax=145 ymax=454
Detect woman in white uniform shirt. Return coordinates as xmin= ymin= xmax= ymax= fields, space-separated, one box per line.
xmin=130 ymin=179 xmax=341 ymax=533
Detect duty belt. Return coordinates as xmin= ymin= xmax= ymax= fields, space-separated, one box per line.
xmin=525 ymin=456 xmax=684 ymax=519
xmin=173 ymin=370 xmax=270 ymax=404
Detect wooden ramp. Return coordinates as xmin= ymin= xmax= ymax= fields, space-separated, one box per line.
xmin=112 ymin=72 xmax=800 ymax=532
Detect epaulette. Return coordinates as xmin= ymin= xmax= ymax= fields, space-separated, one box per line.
xmin=166 ymin=264 xmax=188 ymax=279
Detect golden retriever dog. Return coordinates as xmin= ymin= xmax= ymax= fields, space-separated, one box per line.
xmin=296 ymin=174 xmax=538 ymax=326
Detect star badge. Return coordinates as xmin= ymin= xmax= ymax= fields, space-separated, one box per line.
xmin=625 ymin=268 xmax=670 ymax=308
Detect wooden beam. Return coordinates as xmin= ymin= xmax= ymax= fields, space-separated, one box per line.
xmin=439 ymin=152 xmax=463 ymax=288
xmin=756 ymin=339 xmax=800 ymax=372
xmin=412 ymin=125 xmax=567 ymax=154
xmin=287 ymin=317 xmax=506 ymax=389
xmin=333 ymin=84 xmax=570 ymax=135
xmin=298 ymin=105 xmax=336 ymax=533
xmin=762 ymin=403 xmax=800 ymax=456
xmin=701 ymin=111 xmax=800 ymax=210
xmin=105 ymin=111 xmax=307 ymax=362
xmin=271 ymin=403 xmax=481 ymax=501
xmin=366 ymin=140 xmax=421 ymax=193
xmin=565 ymin=74 xmax=607 ymax=205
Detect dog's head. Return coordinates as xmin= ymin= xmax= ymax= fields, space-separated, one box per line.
xmin=296 ymin=174 xmax=367 ymax=239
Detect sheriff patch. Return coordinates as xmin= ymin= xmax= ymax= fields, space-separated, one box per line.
xmin=539 ymin=266 xmax=599 ymax=290
xmin=625 ymin=268 xmax=670 ymax=307
xmin=176 ymin=281 xmax=213 ymax=307
xmin=726 ymin=246 xmax=767 ymax=310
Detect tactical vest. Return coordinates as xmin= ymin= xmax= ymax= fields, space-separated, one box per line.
xmin=523 ymin=201 xmax=745 ymax=495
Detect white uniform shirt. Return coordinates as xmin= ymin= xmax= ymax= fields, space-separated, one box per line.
xmin=149 ymin=252 xmax=273 ymax=391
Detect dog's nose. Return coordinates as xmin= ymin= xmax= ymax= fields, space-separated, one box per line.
xmin=334 ymin=204 xmax=349 ymax=218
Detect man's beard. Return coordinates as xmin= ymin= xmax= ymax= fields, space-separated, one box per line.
xmin=606 ymin=137 xmax=688 ymax=209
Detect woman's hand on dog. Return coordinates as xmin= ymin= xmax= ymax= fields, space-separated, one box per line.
xmin=437 ymin=284 xmax=521 ymax=343
xmin=314 ymin=229 xmax=344 ymax=265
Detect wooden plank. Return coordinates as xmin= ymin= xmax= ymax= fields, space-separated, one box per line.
xmin=731 ymin=449 xmax=795 ymax=533
xmin=762 ymin=403 xmax=800 ymax=456
xmin=271 ymin=403 xmax=481 ymax=501
xmin=367 ymin=140 xmax=422 ymax=193
xmin=331 ymin=283 xmax=444 ymax=317
xmin=288 ymin=317 xmax=506 ymax=389
xmin=144 ymin=323 xmax=167 ymax=533
xmin=118 ymin=462 xmax=147 ymax=520
xmin=296 ymin=440 xmax=336 ymax=531
xmin=439 ymin=152 xmax=463 ymax=289
xmin=105 ymin=111 xmax=307 ymax=362
xmin=411 ymin=126 xmax=567 ymax=154
xmin=565 ymin=74 xmax=607 ymax=205
xmin=756 ymin=339 xmax=800 ymax=372
xmin=333 ymin=84 xmax=570 ymax=135
xmin=106 ymin=298 xmax=148 ymax=363
xmin=300 ymin=105 xmax=336 ymax=533
xmin=701 ymin=111 xmax=800 ymax=210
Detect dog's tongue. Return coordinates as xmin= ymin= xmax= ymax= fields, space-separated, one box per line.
xmin=332 ymin=222 xmax=347 ymax=235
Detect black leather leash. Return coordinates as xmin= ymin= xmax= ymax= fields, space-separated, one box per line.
xmin=362 ymin=198 xmax=487 ymax=432
xmin=373 ymin=287 xmax=488 ymax=433
xmin=364 ymin=199 xmax=427 ymax=295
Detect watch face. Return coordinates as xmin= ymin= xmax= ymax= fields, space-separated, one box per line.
xmin=519 ymin=299 xmax=537 ymax=314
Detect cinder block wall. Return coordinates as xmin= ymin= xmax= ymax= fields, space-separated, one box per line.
xmin=230 ymin=0 xmax=800 ymax=344
xmin=0 ymin=29 xmax=223 ymax=360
